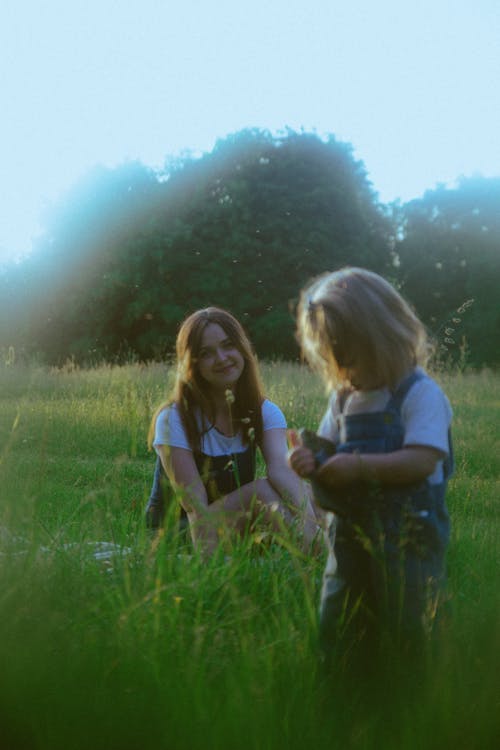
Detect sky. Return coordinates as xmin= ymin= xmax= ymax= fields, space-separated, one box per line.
xmin=2 ymin=0 xmax=500 ymax=263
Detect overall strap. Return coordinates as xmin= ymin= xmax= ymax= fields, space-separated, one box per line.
xmin=337 ymin=388 xmax=351 ymax=414
xmin=388 ymin=369 xmax=425 ymax=413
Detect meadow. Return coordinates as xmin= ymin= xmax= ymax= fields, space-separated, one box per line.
xmin=0 ymin=360 xmax=498 ymax=750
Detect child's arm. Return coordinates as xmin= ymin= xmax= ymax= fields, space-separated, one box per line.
xmin=316 ymin=445 xmax=445 ymax=487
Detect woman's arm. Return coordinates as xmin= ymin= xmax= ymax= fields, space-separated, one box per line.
xmin=156 ymin=444 xmax=209 ymax=514
xmin=156 ymin=444 xmax=222 ymax=552
xmin=262 ymin=428 xmax=323 ymax=538
xmin=262 ymin=429 xmax=311 ymax=507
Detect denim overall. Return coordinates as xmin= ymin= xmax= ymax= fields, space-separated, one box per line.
xmin=317 ymin=370 xmax=453 ymax=654
xmin=145 ymin=445 xmax=256 ymax=532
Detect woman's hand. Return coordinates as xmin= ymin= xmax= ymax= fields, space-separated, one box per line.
xmin=288 ymin=446 xmax=317 ymax=478
xmin=287 ymin=430 xmax=316 ymax=478
xmin=287 ymin=430 xmax=316 ymax=479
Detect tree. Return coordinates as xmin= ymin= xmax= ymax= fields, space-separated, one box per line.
xmin=132 ymin=129 xmax=393 ymax=360
xmin=12 ymin=161 xmax=159 ymax=362
xmin=2 ymin=130 xmax=393 ymax=363
xmin=394 ymin=177 xmax=500 ymax=366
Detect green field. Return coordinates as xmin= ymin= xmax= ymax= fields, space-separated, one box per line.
xmin=0 ymin=361 xmax=498 ymax=750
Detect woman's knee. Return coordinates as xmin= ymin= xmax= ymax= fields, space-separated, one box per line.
xmin=253 ymin=477 xmax=273 ymax=496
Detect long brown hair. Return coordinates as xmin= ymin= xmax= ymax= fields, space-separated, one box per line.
xmin=148 ymin=308 xmax=265 ymax=452
xmin=296 ymin=267 xmax=430 ymax=391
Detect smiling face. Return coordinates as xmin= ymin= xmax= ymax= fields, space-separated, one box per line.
xmin=195 ymin=323 xmax=245 ymax=393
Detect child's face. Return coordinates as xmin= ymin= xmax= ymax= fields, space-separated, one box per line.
xmin=196 ymin=323 xmax=245 ymax=394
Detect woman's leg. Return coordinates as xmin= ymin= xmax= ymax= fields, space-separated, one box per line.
xmin=206 ymin=478 xmax=318 ymax=550
xmin=145 ymin=456 xmax=166 ymax=532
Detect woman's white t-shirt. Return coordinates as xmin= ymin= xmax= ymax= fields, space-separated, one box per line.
xmin=153 ymin=399 xmax=286 ymax=456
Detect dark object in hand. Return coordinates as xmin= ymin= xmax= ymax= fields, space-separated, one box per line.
xmin=298 ymin=429 xmax=349 ymax=514
xmin=298 ymin=428 xmax=336 ymax=471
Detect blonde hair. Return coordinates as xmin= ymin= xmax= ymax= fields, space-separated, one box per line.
xmin=296 ymin=267 xmax=429 ymax=390
xmin=148 ymin=307 xmax=265 ymax=451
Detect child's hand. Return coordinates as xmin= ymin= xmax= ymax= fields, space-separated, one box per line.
xmin=287 ymin=430 xmax=316 ymax=478
xmin=316 ymin=452 xmax=362 ymax=486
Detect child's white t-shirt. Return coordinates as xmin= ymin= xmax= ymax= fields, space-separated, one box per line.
xmin=317 ymin=369 xmax=452 ymax=485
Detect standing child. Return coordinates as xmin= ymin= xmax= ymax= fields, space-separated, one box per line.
xmin=288 ymin=268 xmax=453 ymax=664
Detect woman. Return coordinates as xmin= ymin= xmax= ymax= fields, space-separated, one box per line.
xmin=146 ymin=307 xmax=319 ymax=555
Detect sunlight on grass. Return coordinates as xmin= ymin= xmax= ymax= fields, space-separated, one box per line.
xmin=0 ymin=361 xmax=498 ymax=750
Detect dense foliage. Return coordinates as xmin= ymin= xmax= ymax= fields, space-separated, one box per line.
xmin=394 ymin=177 xmax=500 ymax=366
xmin=0 ymin=130 xmax=498 ymax=366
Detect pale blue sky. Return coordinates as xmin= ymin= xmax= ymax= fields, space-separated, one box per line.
xmin=2 ymin=0 xmax=499 ymax=262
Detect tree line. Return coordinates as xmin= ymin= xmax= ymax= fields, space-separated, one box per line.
xmin=0 ymin=129 xmax=498 ymax=368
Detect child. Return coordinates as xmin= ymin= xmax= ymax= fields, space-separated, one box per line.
xmin=146 ymin=307 xmax=319 ymax=555
xmin=288 ymin=268 xmax=453 ymax=662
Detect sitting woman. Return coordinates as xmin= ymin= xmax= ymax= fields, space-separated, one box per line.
xmin=146 ymin=307 xmax=319 ymax=555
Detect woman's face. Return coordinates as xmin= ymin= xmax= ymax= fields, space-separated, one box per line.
xmin=195 ymin=323 xmax=245 ymax=393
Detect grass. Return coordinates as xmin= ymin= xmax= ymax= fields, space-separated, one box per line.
xmin=0 ymin=361 xmax=499 ymax=749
